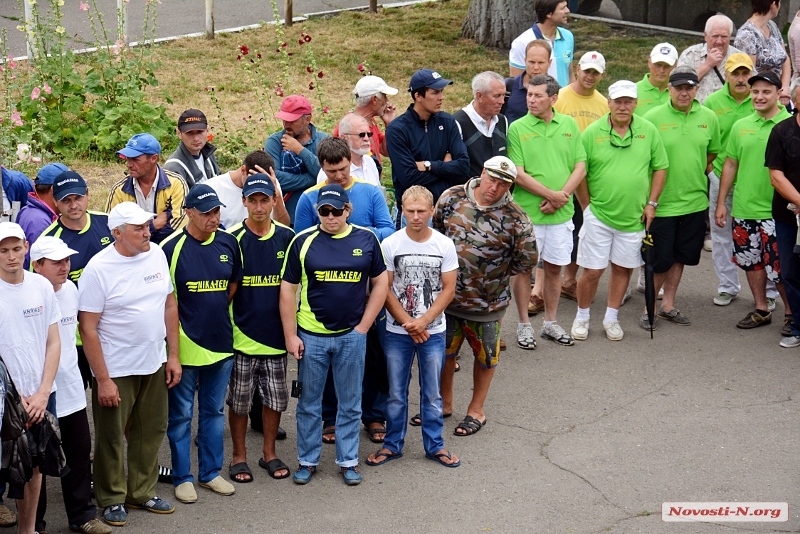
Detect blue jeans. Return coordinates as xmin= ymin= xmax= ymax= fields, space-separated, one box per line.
xmin=167 ymin=357 xmax=234 ymax=486
xmin=297 ymin=329 xmax=366 ymax=468
xmin=383 ymin=331 xmax=446 ymax=455
xmin=776 ymin=220 xmax=800 ymax=336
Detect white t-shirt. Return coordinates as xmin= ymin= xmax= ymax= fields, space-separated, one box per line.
xmin=316 ymin=158 xmax=381 ymax=188
xmin=54 ymin=280 xmax=87 ymax=417
xmin=206 ymin=172 xmax=247 ymax=230
xmin=381 ymin=229 xmax=458 ymax=335
xmin=192 ymin=154 xmax=208 ymax=183
xmin=0 ymin=271 xmax=61 ymax=397
xmin=78 ymin=244 xmax=173 ymax=378
xmin=509 ymin=28 xmax=558 ymax=80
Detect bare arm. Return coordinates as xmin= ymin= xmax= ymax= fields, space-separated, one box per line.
xmin=355 ymin=271 xmax=389 ymax=334
xmin=164 ymin=293 xmax=181 ymax=388
xmin=79 ymin=310 xmax=120 ymax=407
xmin=715 ymin=157 xmax=738 ymax=227
xmin=279 ymin=281 xmax=303 ymax=360
xmin=642 ymin=169 xmax=667 ymax=230
xmin=515 ymin=166 xmax=570 ymax=207
xmin=400 ymin=270 xmax=456 ymax=343
xmin=539 ymin=162 xmax=586 ymax=214
xmin=23 ymin=322 xmax=60 ymax=426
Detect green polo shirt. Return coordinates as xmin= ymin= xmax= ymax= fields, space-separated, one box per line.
xmin=508 ymin=110 xmax=587 ymax=225
xmin=704 ymin=83 xmax=754 ymax=177
xmin=634 ymin=75 xmax=670 ymax=116
xmin=582 ymin=114 xmax=669 ymax=232
xmin=727 ymin=107 xmax=792 ymax=220
xmin=644 ymin=100 xmax=721 ymax=217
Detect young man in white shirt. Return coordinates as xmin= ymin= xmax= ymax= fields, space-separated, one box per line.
xmin=0 ymin=222 xmax=61 ymax=534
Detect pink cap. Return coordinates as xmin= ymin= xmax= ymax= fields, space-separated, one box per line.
xmin=275 ymin=95 xmax=313 ymax=121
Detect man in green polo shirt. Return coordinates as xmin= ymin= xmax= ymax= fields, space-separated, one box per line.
xmin=714 ymin=70 xmax=793 ymax=332
xmin=572 ymin=80 xmax=668 ymax=341
xmin=642 ymin=66 xmax=721 ymax=330
xmin=508 ymin=74 xmax=586 ymax=347
xmin=704 ymin=53 xmax=755 ymax=307
xmin=634 ymin=43 xmax=678 ymax=116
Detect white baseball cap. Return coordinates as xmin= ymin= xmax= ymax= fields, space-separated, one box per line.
xmin=107 ymin=202 xmax=155 ymax=231
xmin=579 ymin=51 xmax=606 ymax=73
xmin=353 ymin=75 xmax=399 ymax=98
xmin=30 ymin=236 xmax=78 ymax=262
xmin=650 ymin=43 xmax=678 ymax=66
xmin=0 ymin=222 xmax=26 ymax=243
xmin=608 ymin=80 xmax=638 ymax=100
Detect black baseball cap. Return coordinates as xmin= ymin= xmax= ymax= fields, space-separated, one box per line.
xmin=408 ymin=69 xmax=453 ymax=93
xmin=184 ymin=184 xmax=225 ymax=213
xmin=317 ymin=184 xmax=349 ymax=209
xmin=669 ymin=70 xmax=699 ymax=87
xmin=748 ymin=70 xmax=782 ymax=89
xmin=53 ymin=171 xmax=88 ymax=201
xmin=242 ymin=174 xmax=276 ymax=197
xmin=178 ymin=109 xmax=208 ymax=132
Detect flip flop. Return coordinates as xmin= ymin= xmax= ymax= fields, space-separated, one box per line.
xmin=365 ymin=449 xmax=403 ymax=466
xmin=425 ymin=450 xmax=460 ymax=468
xmin=322 ymin=426 xmax=336 ymax=444
xmin=259 ymin=458 xmax=290 ymax=479
xmin=410 ymin=413 xmax=451 ymax=426
xmin=229 ymin=462 xmax=253 ymax=483
xmin=366 ymin=424 xmax=386 ymax=443
xmin=454 ymin=415 xmax=486 ymax=436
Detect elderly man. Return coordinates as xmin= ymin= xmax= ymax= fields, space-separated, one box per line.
xmin=454 ymin=71 xmax=509 ymax=178
xmin=78 ymin=202 xmax=180 ymax=526
xmin=160 ymin=185 xmax=242 ymax=504
xmin=642 ymin=67 xmax=721 ymax=330
xmin=767 ymin=78 xmax=800 ymax=348
xmin=337 ymin=75 xmax=399 ymax=169
xmin=635 ymin=43 xmax=679 ymax=116
xmin=509 ymin=0 xmax=575 ymax=87
xmin=16 ymin=163 xmax=67 ymax=265
xmin=318 ymin=114 xmax=381 ymax=187
xmin=264 ymin=95 xmax=328 ymax=224
xmin=0 ymin=222 xmax=61 ymax=534
xmin=678 ymin=14 xmax=743 ymax=104
xmin=386 ymin=68 xmax=470 ymax=226
xmin=572 ymin=81 xmax=669 ymax=341
xmin=107 ymin=133 xmax=189 ymax=243
xmin=164 ymin=109 xmax=220 ymax=187
xmin=435 ymin=156 xmax=537 ymax=436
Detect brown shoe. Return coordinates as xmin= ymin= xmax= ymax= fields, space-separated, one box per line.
xmin=70 ymin=518 xmax=113 ymax=534
xmin=499 ymin=338 xmax=507 ymax=351
xmin=736 ymin=310 xmax=771 ymax=329
xmin=527 ymin=295 xmax=545 ymax=315
xmin=0 ymin=504 xmax=16 ymax=527
xmin=560 ymin=282 xmax=577 ymax=301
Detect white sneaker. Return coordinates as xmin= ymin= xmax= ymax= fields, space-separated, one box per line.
xmin=767 ymin=297 xmax=777 ymax=312
xmin=516 ymin=323 xmax=536 ymax=350
xmin=657 ymin=287 xmax=664 ymax=300
xmin=703 ymin=239 xmax=712 ymax=252
xmin=621 ymin=286 xmax=632 ymax=306
xmin=571 ymin=319 xmax=589 ymax=340
xmin=541 ymin=323 xmax=574 ymax=346
xmin=780 ymin=335 xmax=800 ymax=348
xmin=603 ymin=320 xmax=624 ymax=341
xmin=636 ymin=272 xmax=645 ymax=293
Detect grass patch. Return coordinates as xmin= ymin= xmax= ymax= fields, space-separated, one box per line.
xmin=52 ymin=0 xmax=696 ymax=210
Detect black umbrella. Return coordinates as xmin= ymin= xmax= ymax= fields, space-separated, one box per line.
xmin=641 ymin=231 xmax=656 ymax=339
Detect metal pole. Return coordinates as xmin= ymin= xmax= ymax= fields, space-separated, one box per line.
xmin=205 ymin=0 xmax=214 ymax=39
xmin=369 ymin=0 xmax=377 ymax=13
xmin=284 ymin=0 xmax=293 ymax=26
xmin=117 ymin=0 xmax=129 ymax=44
xmin=23 ymin=0 xmax=34 ymax=58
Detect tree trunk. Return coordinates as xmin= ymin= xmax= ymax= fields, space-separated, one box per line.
xmin=461 ymin=0 xmax=535 ymax=50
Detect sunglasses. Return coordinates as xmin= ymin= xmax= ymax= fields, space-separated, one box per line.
xmin=344 ymin=132 xmax=374 ymax=138
xmin=318 ymin=206 xmax=345 ymax=217
xmin=610 ymin=134 xmax=632 ymax=149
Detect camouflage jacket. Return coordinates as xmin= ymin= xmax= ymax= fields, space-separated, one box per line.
xmin=434 ymin=178 xmax=538 ymax=321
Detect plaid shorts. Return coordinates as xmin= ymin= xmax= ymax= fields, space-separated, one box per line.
xmin=732 ymin=218 xmax=781 ymax=283
xmin=445 ymin=314 xmax=501 ymax=369
xmin=226 ymin=352 xmax=288 ymax=415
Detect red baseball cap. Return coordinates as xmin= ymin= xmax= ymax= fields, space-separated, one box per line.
xmin=275 ymin=95 xmax=313 ymax=121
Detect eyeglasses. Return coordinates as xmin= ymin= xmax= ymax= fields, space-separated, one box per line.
xmin=318 ymin=206 xmax=345 ymax=217
xmin=343 ymin=132 xmax=374 ymax=138
xmin=609 ymin=134 xmax=632 ymax=149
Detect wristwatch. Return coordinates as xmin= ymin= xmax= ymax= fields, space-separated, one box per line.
xmin=423 ymin=161 xmax=431 ymax=172
xmin=647 ymin=200 xmax=658 ymax=209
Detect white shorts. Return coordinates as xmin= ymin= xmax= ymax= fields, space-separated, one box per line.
xmin=533 ymin=221 xmax=574 ymax=266
xmin=577 ymin=206 xmax=644 ymax=269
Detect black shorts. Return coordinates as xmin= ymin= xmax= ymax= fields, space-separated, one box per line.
xmin=649 ymin=209 xmax=706 ymax=273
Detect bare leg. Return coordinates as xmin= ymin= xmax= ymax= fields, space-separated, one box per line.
xmin=777 ymin=282 xmax=792 ymax=315
xmin=745 ymin=270 xmax=769 ymax=311
xmin=455 ymin=362 xmax=496 ymax=432
xmin=577 ymin=267 xmax=604 ymax=309
xmin=531 ymin=266 xmax=544 ymax=299
xmin=17 ymin=468 xmax=41 ymax=534
xmin=660 ymin=263 xmax=685 ymax=312
xmin=542 ymin=261 xmax=563 ymax=322
xmin=608 ymin=263 xmax=633 ymax=308
xmin=513 ymin=271 xmax=533 ymax=323
xmin=228 ymin=411 xmax=251 ymax=481
xmin=563 ymin=262 xmax=579 ymax=287
xmin=262 ymin=407 xmax=287 ymax=477
xmin=440 ymin=357 xmax=457 ymax=417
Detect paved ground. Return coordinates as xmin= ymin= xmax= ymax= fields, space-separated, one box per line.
xmin=0 ymin=0 xmax=373 ymax=58
xmin=24 ymin=251 xmax=800 ymax=533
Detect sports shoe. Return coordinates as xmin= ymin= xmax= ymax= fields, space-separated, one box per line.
xmin=603 ymin=320 xmax=624 ymax=341
xmin=102 ymin=504 xmax=127 ymax=526
xmin=560 ymin=282 xmax=577 ymax=301
xmin=767 ymin=297 xmax=777 ymax=312
xmin=541 ymin=323 xmax=574 ymax=346
xmin=703 ymin=238 xmax=712 ymax=252
xmin=657 ymin=307 xmax=690 ymax=325
xmin=293 ymin=465 xmax=316 ymax=485
xmin=657 ymin=287 xmax=664 ymax=299
xmin=620 ymin=286 xmax=632 ymax=306
xmin=571 ymin=319 xmax=589 ymax=340
xmin=174 ymin=481 xmax=197 ymax=504
xmin=783 ymin=316 xmax=793 ymax=337
xmin=126 ymin=496 xmax=174 ymax=514
xmin=736 ymin=310 xmax=772 ymax=329
xmin=639 ymin=312 xmax=658 ymax=331
xmin=516 ymin=323 xmax=537 ymax=350
xmin=199 ymin=475 xmax=235 ymax=496
xmin=0 ymin=504 xmax=16 ymax=527
xmin=157 ymin=464 xmax=172 ymax=484
xmin=527 ymin=295 xmax=544 ymax=315
xmin=713 ymin=292 xmax=738 ymax=306
xmin=341 ymin=466 xmax=363 ymax=486
xmin=780 ymin=335 xmax=800 ymax=348
xmin=70 ymin=518 xmax=112 ymax=534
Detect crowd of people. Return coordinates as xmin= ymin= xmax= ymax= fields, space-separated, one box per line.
xmin=3 ymin=0 xmax=800 ymax=531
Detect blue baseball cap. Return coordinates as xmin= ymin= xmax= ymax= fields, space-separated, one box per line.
xmin=317 ymin=183 xmax=349 ymax=210
xmin=53 ymin=171 xmax=88 ymax=201
xmin=242 ymin=174 xmax=276 ymax=197
xmin=408 ymin=68 xmax=452 ymax=93
xmin=35 ymin=163 xmax=69 ymax=185
xmin=184 ymin=184 xmax=225 ymax=213
xmin=117 ymin=133 xmax=161 ymax=158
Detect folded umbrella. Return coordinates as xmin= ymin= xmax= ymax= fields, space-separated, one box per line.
xmin=641 ymin=231 xmax=656 ymax=339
